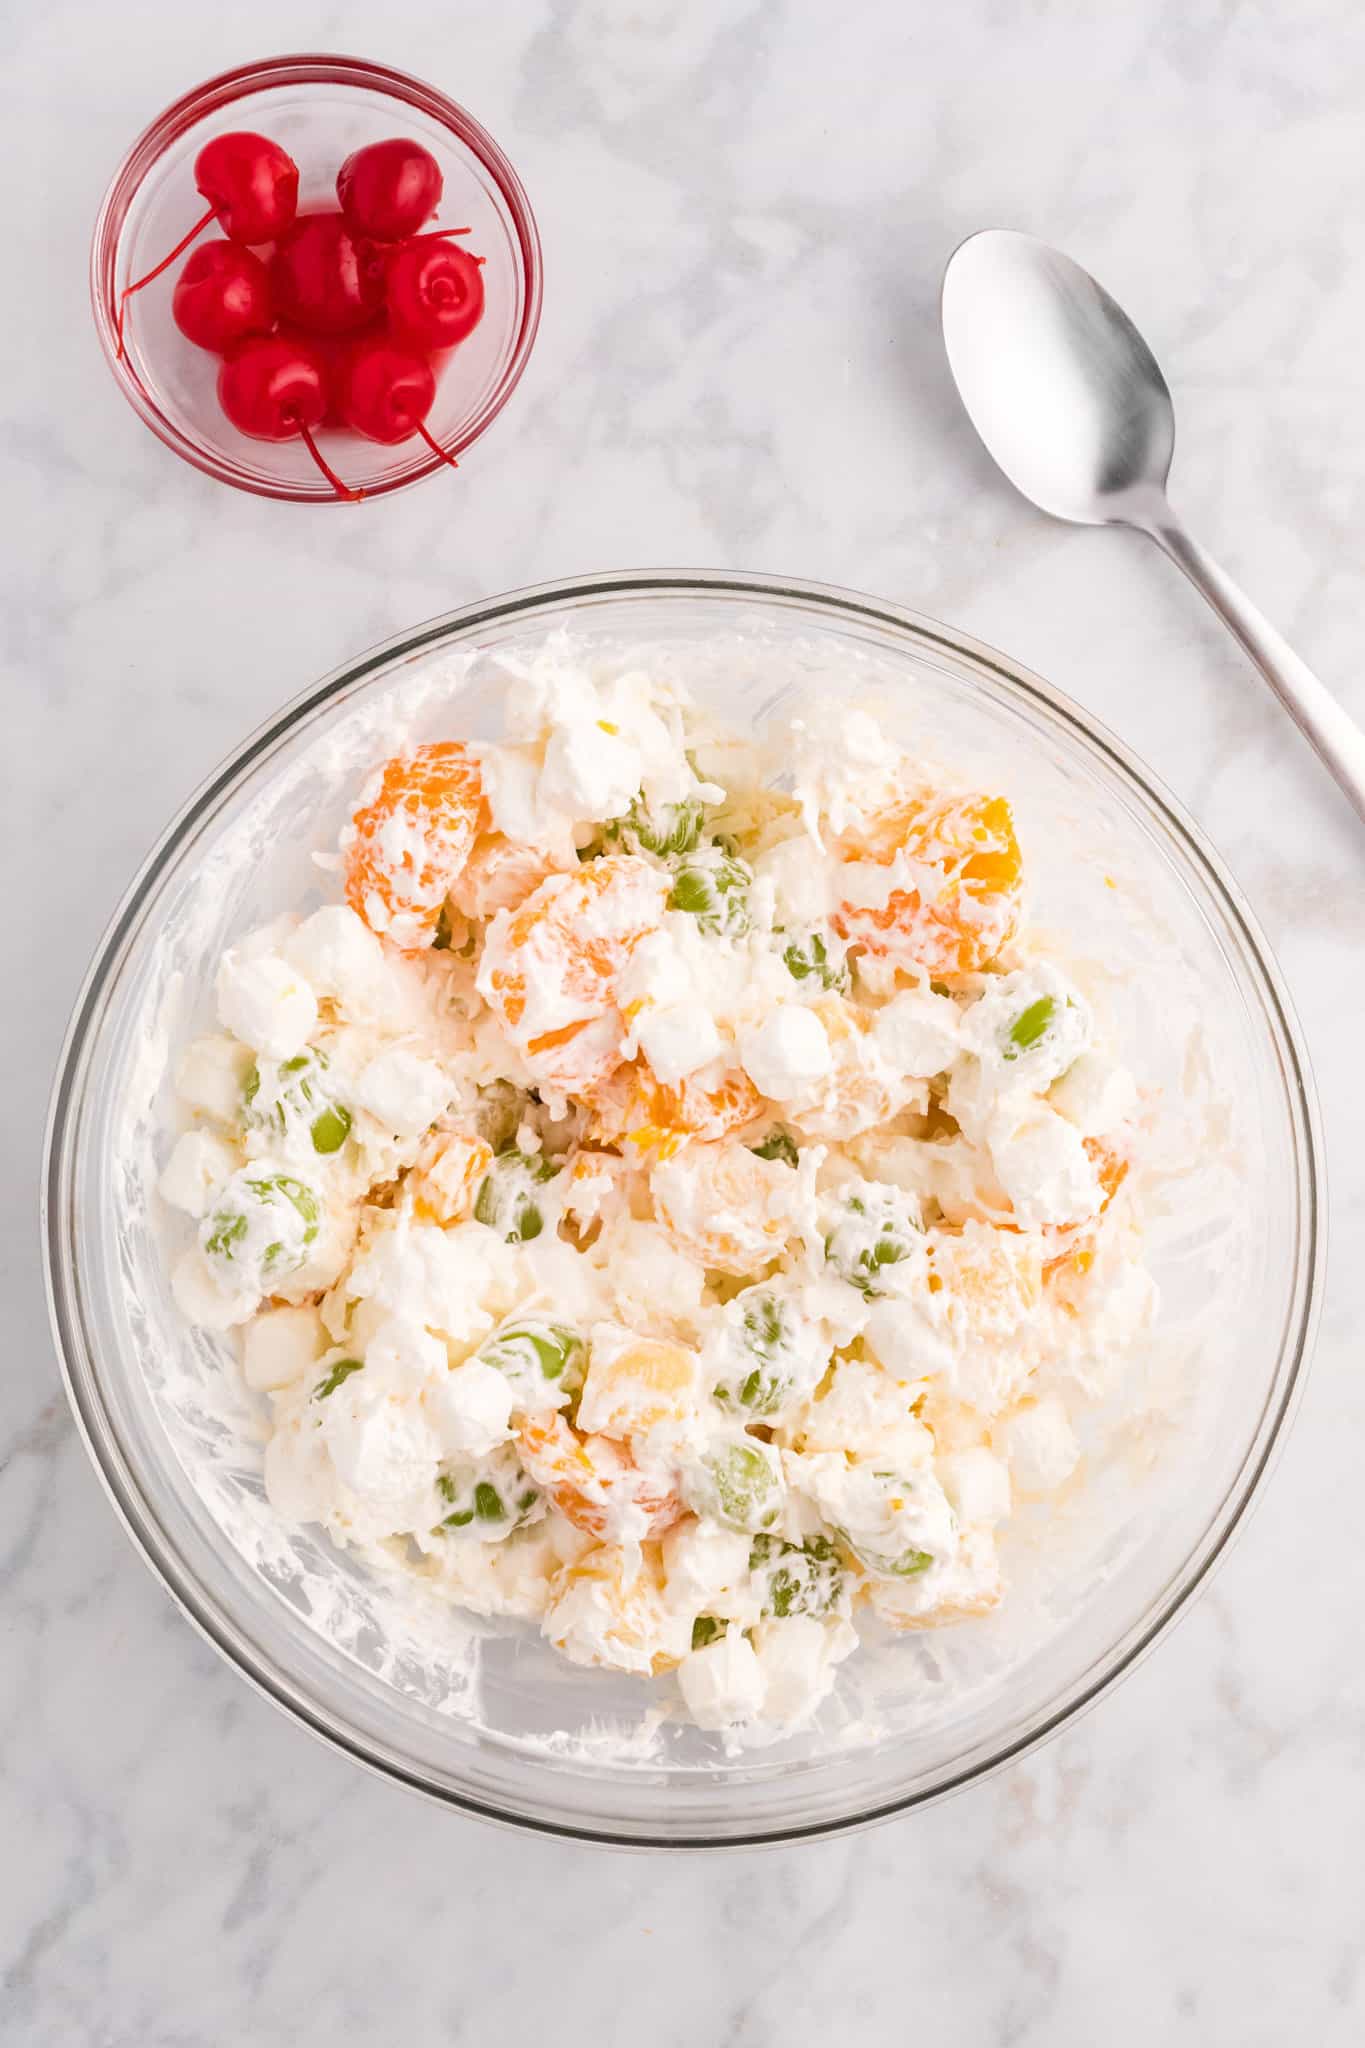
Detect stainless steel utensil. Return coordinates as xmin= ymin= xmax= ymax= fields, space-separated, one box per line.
xmin=941 ymin=228 xmax=1365 ymax=822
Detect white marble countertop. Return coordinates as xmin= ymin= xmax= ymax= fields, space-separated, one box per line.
xmin=7 ymin=1 xmax=1364 ymax=2040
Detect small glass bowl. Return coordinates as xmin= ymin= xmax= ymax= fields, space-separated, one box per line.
xmin=91 ymin=54 xmax=542 ymax=503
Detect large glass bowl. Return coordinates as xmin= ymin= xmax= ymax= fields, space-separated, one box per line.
xmin=43 ymin=572 xmax=1323 ymax=1846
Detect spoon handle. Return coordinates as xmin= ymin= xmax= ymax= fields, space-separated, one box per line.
xmin=1142 ymin=508 xmax=1365 ymax=824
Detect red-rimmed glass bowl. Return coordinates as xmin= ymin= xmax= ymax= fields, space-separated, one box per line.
xmin=91 ymin=54 xmax=542 ymax=503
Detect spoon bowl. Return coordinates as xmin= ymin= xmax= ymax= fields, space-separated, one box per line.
xmin=942 ymin=229 xmax=1174 ymax=523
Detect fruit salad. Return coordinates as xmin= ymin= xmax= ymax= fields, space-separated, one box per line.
xmin=160 ymin=651 xmax=1153 ymax=1738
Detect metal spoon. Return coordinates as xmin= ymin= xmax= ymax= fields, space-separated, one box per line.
xmin=941 ymin=228 xmax=1365 ymax=823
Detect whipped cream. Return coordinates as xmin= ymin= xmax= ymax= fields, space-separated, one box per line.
xmin=159 ymin=655 xmax=1154 ymax=1739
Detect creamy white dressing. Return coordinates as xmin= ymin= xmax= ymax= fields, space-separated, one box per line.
xmin=156 ymin=648 xmax=1163 ymax=1741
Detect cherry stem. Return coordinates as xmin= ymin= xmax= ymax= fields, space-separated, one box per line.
xmin=115 ymin=202 xmax=217 ymax=360
xmin=416 ymin=421 xmax=460 ymax=472
xmin=404 ymin=228 xmax=473 ymax=244
xmin=291 ymin=414 xmax=365 ymax=502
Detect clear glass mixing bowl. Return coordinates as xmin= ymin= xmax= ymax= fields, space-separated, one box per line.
xmin=43 ymin=572 xmax=1324 ymax=1846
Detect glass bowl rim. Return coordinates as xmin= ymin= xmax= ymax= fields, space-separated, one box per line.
xmin=89 ymin=51 xmax=544 ymax=504
xmin=42 ymin=567 xmax=1326 ymax=1845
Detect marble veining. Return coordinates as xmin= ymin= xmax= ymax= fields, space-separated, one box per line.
xmin=5 ymin=0 xmax=1364 ymax=2041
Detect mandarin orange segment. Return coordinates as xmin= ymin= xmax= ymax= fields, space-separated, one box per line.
xmin=451 ymin=832 xmax=571 ymax=920
xmin=576 ymin=1335 xmax=701 ymax=1440
xmin=1041 ymin=1140 xmax=1129 ymax=1298
xmin=922 ymin=1223 xmax=1044 ymax=1342
xmin=640 ymin=1067 xmax=763 ymax=1152
xmin=1031 ymin=1135 xmax=1130 ymax=1277
xmin=516 ymin=1413 xmax=683 ymax=1540
xmin=579 ymin=1062 xmax=638 ymax=1145
xmin=536 ymin=1019 xmax=630 ymax=1097
xmin=787 ymin=996 xmax=905 ymax=1141
xmin=833 ymin=792 xmax=1022 ymax=981
xmin=584 ymin=1058 xmax=763 ymax=1159
xmin=1084 ymin=1136 xmax=1129 ymax=1210
xmin=673 ymin=1071 xmax=759 ymax=1146
xmin=544 ymin=1541 xmax=684 ymax=1675
xmin=526 ymin=1018 xmax=598 ymax=1059
xmin=344 ymin=741 xmax=486 ymax=950
xmin=407 ymin=1127 xmax=493 ymax=1226
xmin=560 ymin=1149 xmax=629 ymax=1238
xmin=1044 ymin=1241 xmax=1096 ymax=1317
xmin=479 ymin=857 xmax=667 ymax=1091
xmin=650 ymin=1142 xmax=795 ymax=1276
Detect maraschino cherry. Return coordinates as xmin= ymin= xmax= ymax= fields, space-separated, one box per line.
xmin=270 ymin=212 xmax=388 ymax=334
xmin=337 ymin=138 xmax=443 ymax=241
xmin=218 ymin=335 xmax=363 ymax=501
xmin=274 ymin=324 xmax=368 ymax=424
xmin=172 ymin=243 xmax=273 ymax=351
xmin=118 ymin=132 xmax=297 ymax=355
xmin=385 ymin=236 xmax=485 ymax=350
xmin=336 ymin=336 xmax=459 ymax=467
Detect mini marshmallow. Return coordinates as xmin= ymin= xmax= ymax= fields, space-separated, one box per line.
xmin=174 ymin=1035 xmax=255 ymax=1124
xmin=937 ymin=1446 xmax=1012 ymax=1525
xmin=171 ymin=1247 xmax=257 ymax=1330
xmin=677 ymin=1630 xmax=765 ymax=1730
xmin=352 ymin=1048 xmax=452 ymax=1137
xmin=873 ymin=988 xmax=962 ymax=1078
xmin=1050 ymin=1051 xmax=1138 ymax=1138
xmin=426 ymin=1359 xmax=516 ymax=1458
xmin=636 ymin=1004 xmax=721 ymax=1086
xmin=740 ymin=1006 xmax=832 ymax=1101
xmin=241 ymin=1303 xmax=328 ymax=1392
xmin=216 ymin=952 xmax=317 ymax=1060
xmin=283 ymin=906 xmax=390 ymax=1013
xmin=999 ymin=1396 xmax=1080 ymax=1493
xmin=158 ymin=1129 xmax=239 ymax=1218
